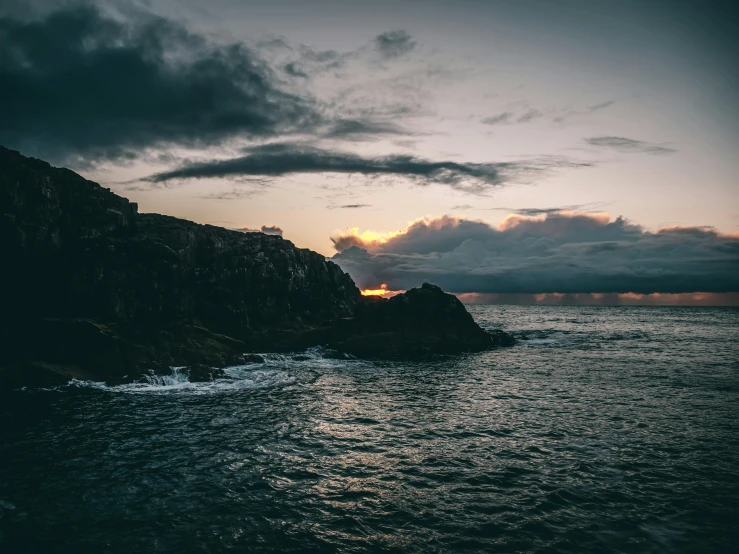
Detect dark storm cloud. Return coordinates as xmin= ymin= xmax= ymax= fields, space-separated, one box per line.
xmin=374 ymin=30 xmax=416 ymax=59
xmin=585 ymin=136 xmax=677 ymax=155
xmin=0 ymin=4 xmax=319 ymax=164
xmin=330 ymin=213 xmax=739 ymax=294
xmin=143 ymin=142 xmax=588 ymax=195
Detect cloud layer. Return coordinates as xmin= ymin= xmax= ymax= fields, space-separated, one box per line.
xmin=331 ymin=212 xmax=739 ymax=294
xmin=143 ymin=142 xmax=581 ymax=194
xmin=457 ymin=292 xmax=739 ymax=306
xmin=374 ymin=30 xmax=416 ymax=59
xmin=0 ymin=4 xmax=319 ymax=163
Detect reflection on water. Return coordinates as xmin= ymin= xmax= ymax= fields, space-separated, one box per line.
xmin=1 ymin=307 xmax=738 ymax=553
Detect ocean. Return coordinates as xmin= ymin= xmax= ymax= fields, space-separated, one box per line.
xmin=1 ymin=306 xmax=738 ymax=553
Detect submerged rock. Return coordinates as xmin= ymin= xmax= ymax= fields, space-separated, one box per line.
xmin=488 ymin=329 xmax=516 ymax=347
xmin=0 ymin=146 xmax=508 ymax=386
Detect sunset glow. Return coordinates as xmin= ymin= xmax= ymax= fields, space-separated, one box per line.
xmin=361 ymin=284 xmax=388 ymax=296
xmin=360 ymin=285 xmax=405 ymax=298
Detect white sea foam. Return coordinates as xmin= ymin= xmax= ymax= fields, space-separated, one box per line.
xmin=101 ymin=366 xmax=295 ymax=395
xmin=46 ymin=347 xmax=359 ymax=395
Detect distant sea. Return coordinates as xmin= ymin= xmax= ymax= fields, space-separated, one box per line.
xmin=2 ymin=306 xmax=738 ymax=553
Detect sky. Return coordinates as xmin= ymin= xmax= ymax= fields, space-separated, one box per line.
xmin=1 ymin=0 xmax=738 ymax=303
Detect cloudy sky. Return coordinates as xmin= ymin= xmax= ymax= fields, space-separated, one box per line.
xmin=2 ymin=0 xmax=737 ymax=303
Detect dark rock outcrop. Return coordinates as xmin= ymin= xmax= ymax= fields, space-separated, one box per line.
xmin=488 ymin=329 xmax=516 ymax=347
xmin=329 ymin=284 xmax=501 ymax=357
xmin=0 ymin=146 xmax=509 ymax=387
xmin=181 ymin=364 xmax=227 ymax=383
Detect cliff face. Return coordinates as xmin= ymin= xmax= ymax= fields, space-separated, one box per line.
xmin=0 ymin=147 xmax=509 ymax=387
xmin=0 ymin=146 xmax=360 ymax=385
xmin=0 ymin=147 xmax=359 ymax=330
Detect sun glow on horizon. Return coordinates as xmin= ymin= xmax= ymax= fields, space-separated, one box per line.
xmin=361 ymin=284 xmax=388 ymax=296
xmin=360 ymin=284 xmax=404 ymax=298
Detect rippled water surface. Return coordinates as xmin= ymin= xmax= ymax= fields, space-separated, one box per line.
xmin=2 ymin=306 xmax=738 ymax=553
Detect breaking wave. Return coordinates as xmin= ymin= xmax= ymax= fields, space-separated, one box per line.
xmin=53 ymin=346 xmax=361 ymax=395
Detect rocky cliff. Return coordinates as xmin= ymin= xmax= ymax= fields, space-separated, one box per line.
xmin=0 ymin=147 xmax=510 ymax=387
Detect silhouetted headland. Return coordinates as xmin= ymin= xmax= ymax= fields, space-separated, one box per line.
xmin=0 ymin=146 xmax=512 ymax=387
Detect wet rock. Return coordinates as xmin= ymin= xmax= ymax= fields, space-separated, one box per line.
xmin=488 ymin=329 xmax=516 ymax=347
xmin=225 ymin=353 xmax=265 ymax=366
xmin=184 ymin=364 xmax=227 ymax=383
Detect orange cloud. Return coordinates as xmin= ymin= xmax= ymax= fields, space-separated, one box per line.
xmin=330 ymin=226 xmax=406 ymax=251
xmin=331 ymin=215 xmax=471 ymax=252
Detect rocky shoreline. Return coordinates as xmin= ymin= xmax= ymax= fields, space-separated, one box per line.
xmin=0 ymin=146 xmax=512 ymax=388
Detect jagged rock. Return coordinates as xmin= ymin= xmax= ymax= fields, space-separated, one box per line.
xmin=488 ymin=329 xmax=516 ymax=347
xmin=225 ymin=353 xmax=265 ymax=366
xmin=328 ymin=283 xmax=495 ymax=357
xmin=183 ymin=364 xmax=227 ymax=383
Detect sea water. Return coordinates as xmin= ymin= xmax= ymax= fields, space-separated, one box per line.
xmin=1 ymin=306 xmax=738 ymax=553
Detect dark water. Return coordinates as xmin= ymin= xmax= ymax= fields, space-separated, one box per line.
xmin=2 ymin=306 xmax=738 ymax=553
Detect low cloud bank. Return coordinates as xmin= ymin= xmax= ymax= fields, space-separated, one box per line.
xmin=456 ymin=292 xmax=739 ymax=306
xmin=331 ymin=212 xmax=739 ymax=295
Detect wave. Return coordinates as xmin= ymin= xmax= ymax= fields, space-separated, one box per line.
xmin=603 ymin=331 xmax=650 ymax=341
xmin=522 ymin=338 xmax=560 ymax=345
xmin=65 ymin=367 xmax=295 ymax=395
xmin=512 ymin=330 xmax=563 ymax=345
xmin=511 ymin=328 xmax=651 ymax=347
xmin=32 ymin=346 xmax=358 ymax=395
